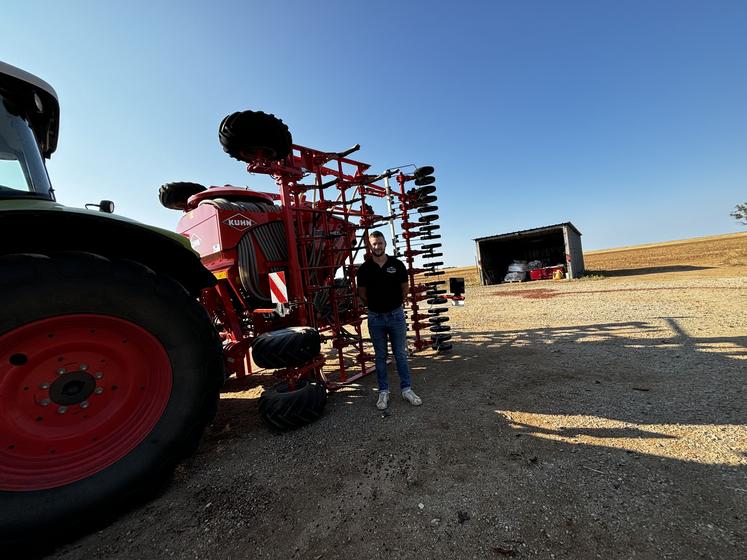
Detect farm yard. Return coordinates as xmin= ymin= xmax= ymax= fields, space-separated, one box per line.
xmin=48 ymin=233 xmax=746 ymax=560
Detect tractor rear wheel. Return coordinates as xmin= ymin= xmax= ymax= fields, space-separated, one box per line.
xmin=0 ymin=253 xmax=223 ymax=547
xmin=258 ymin=379 xmax=327 ymax=431
xmin=252 ymin=327 xmax=321 ymax=369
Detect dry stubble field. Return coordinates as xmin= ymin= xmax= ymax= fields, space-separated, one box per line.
xmin=49 ymin=233 xmax=746 ymax=560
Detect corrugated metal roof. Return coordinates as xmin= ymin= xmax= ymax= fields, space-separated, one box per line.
xmin=473 ymin=222 xmax=582 ymax=242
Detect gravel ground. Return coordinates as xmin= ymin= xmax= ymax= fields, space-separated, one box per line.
xmin=47 ymin=274 xmax=746 ymax=560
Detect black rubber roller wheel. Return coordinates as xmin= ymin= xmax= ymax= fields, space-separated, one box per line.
xmin=420 ymin=235 xmax=441 ymax=241
xmin=424 ymin=271 xmax=444 ymax=277
xmin=411 ymin=194 xmax=437 ymax=206
xmin=252 ymin=327 xmax=321 ymax=369
xmin=417 ymin=205 xmax=438 ymax=214
xmin=415 ymin=175 xmax=436 ymax=186
xmin=425 ymin=280 xmax=446 ymax=287
xmin=427 ymin=297 xmax=448 ymax=305
xmin=424 ymin=252 xmax=444 ymax=259
xmin=219 ymin=110 xmax=293 ymax=162
xmin=428 ymin=316 xmax=450 ymax=324
xmin=424 ymin=262 xmax=444 ymax=268
xmin=418 ymin=214 xmax=439 ymax=223
xmin=431 ymin=334 xmax=452 ymax=343
xmin=408 ymin=185 xmax=436 ymax=198
xmin=419 ymin=224 xmax=440 ymax=232
xmin=426 ymin=289 xmax=447 ymax=296
xmin=422 ymin=243 xmax=442 ymax=250
xmin=428 ymin=307 xmax=449 ymax=314
xmin=258 ymin=379 xmax=327 ymax=431
xmin=159 ymin=182 xmax=207 ymax=211
xmin=433 ymin=342 xmax=453 ymax=352
xmin=430 ymin=325 xmax=451 ymax=333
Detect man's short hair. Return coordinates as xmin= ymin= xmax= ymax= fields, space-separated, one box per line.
xmin=369 ymin=230 xmax=386 ymax=241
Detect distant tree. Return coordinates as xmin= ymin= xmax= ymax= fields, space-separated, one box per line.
xmin=731 ymin=202 xmax=747 ymax=225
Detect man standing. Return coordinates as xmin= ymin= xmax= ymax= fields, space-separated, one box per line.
xmin=356 ymin=231 xmax=423 ymax=410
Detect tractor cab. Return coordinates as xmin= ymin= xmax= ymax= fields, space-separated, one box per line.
xmin=0 ymin=61 xmax=59 ymax=201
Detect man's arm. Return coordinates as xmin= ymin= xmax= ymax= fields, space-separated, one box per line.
xmin=401 ymin=282 xmax=409 ymax=302
xmin=358 ymin=286 xmax=367 ymax=305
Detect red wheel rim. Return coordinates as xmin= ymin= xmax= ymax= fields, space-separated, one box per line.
xmin=0 ymin=314 xmax=173 ymax=491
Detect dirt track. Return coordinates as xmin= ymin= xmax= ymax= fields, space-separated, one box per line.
xmin=49 ymin=238 xmax=746 ymax=560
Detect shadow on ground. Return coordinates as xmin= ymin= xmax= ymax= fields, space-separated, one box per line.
xmin=50 ymin=317 xmax=746 ymax=560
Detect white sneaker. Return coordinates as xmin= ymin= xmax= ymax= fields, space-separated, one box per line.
xmin=376 ymin=391 xmax=390 ymax=410
xmin=401 ymin=388 xmax=422 ymax=406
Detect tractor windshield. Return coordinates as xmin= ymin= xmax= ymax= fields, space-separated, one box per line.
xmin=0 ymin=94 xmax=53 ymax=199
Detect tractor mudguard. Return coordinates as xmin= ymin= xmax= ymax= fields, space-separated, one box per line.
xmin=0 ymin=201 xmax=215 ymax=295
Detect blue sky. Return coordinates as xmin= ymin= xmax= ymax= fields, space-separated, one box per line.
xmin=5 ymin=1 xmax=746 ymax=266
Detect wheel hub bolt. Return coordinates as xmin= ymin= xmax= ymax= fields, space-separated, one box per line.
xmin=40 ymin=399 xmax=51 ymax=406
xmin=57 ymin=406 xmax=68 ymax=414
xmin=40 ymin=383 xmax=50 ymax=390
xmin=57 ymin=368 xmax=66 ymax=375
xmin=94 ymin=387 xmax=104 ymax=395
xmin=94 ymin=372 xmax=103 ymax=380
xmin=80 ymin=401 xmax=90 ymax=409
xmin=79 ymin=364 xmax=88 ymax=371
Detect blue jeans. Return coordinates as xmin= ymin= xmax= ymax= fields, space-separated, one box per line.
xmin=368 ymin=307 xmax=412 ymax=392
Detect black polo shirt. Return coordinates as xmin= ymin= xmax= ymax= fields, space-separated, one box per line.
xmin=356 ymin=256 xmax=409 ymax=313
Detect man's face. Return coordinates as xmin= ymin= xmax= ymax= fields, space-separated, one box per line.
xmin=370 ymin=235 xmax=386 ymax=257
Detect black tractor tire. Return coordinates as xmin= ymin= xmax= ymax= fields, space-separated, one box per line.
xmin=219 ymin=110 xmax=293 ymax=162
xmin=258 ymin=379 xmax=327 ymax=431
xmin=0 ymin=253 xmax=224 ymax=548
xmin=158 ymin=181 xmax=207 ymax=211
xmin=252 ymin=327 xmax=321 ymax=369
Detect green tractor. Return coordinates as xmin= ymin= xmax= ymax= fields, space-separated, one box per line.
xmin=0 ymin=61 xmax=224 ymax=545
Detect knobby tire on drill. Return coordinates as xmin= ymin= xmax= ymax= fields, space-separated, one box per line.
xmin=219 ymin=110 xmax=293 ymax=162
xmin=258 ymin=379 xmax=327 ymax=431
xmin=251 ymin=327 xmax=322 ymax=369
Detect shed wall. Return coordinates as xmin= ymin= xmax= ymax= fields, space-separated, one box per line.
xmin=565 ymin=227 xmax=585 ymax=279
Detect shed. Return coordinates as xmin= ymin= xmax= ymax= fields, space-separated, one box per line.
xmin=474 ymin=222 xmax=584 ymax=284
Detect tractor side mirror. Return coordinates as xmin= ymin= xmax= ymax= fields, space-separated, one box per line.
xmin=85 ymin=200 xmax=115 ymax=213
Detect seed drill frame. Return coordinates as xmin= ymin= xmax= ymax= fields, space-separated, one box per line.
xmin=170 ymin=120 xmax=452 ymax=390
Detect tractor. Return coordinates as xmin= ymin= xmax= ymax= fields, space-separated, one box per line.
xmin=0 ymin=61 xmax=224 ymax=546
